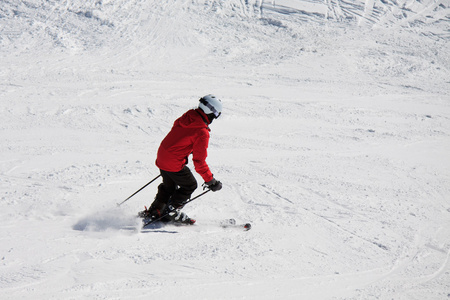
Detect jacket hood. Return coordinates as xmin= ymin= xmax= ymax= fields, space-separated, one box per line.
xmin=176 ymin=109 xmax=210 ymax=130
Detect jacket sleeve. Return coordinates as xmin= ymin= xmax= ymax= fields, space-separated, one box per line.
xmin=192 ymin=130 xmax=214 ymax=182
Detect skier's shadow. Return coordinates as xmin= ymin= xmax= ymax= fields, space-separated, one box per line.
xmin=140 ymin=222 xmax=178 ymax=234
xmin=141 ymin=229 xmax=178 ymax=234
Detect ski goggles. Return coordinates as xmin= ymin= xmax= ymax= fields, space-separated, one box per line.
xmin=200 ymin=98 xmax=221 ymax=118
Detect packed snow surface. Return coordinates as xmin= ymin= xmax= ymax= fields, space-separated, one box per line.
xmin=1 ymin=0 xmax=449 ymax=299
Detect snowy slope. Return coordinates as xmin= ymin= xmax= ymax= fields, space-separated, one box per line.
xmin=1 ymin=0 xmax=449 ymax=299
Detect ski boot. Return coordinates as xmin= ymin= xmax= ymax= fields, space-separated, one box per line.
xmin=137 ymin=206 xmax=150 ymax=218
xmin=138 ymin=206 xmax=165 ymax=221
xmin=166 ymin=207 xmax=196 ymax=225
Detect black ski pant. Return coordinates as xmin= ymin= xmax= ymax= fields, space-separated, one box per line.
xmin=150 ymin=166 xmax=198 ymax=213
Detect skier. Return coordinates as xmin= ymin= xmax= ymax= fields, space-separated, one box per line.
xmin=139 ymin=95 xmax=223 ymax=224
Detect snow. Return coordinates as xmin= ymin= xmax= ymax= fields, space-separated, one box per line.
xmin=1 ymin=0 xmax=449 ymax=299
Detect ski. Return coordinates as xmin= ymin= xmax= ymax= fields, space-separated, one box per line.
xmin=138 ymin=217 xmax=251 ymax=231
xmin=219 ymin=219 xmax=252 ymax=231
xmin=138 ymin=207 xmax=251 ymax=231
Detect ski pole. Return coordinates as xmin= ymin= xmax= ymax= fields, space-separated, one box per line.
xmin=117 ymin=174 xmax=161 ymax=207
xmin=184 ymin=189 xmax=211 ymax=206
xmin=143 ymin=189 xmax=211 ymax=227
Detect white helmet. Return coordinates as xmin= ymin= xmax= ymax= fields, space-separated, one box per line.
xmin=199 ymin=94 xmax=222 ymax=118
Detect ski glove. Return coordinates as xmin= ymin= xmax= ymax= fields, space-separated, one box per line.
xmin=205 ymin=178 xmax=222 ymax=192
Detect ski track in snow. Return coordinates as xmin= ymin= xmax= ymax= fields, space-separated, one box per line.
xmin=0 ymin=0 xmax=449 ymax=299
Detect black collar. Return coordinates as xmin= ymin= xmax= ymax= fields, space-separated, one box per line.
xmin=195 ymin=109 xmax=210 ymax=127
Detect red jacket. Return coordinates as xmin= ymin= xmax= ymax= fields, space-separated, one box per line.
xmin=156 ymin=109 xmax=214 ymax=182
